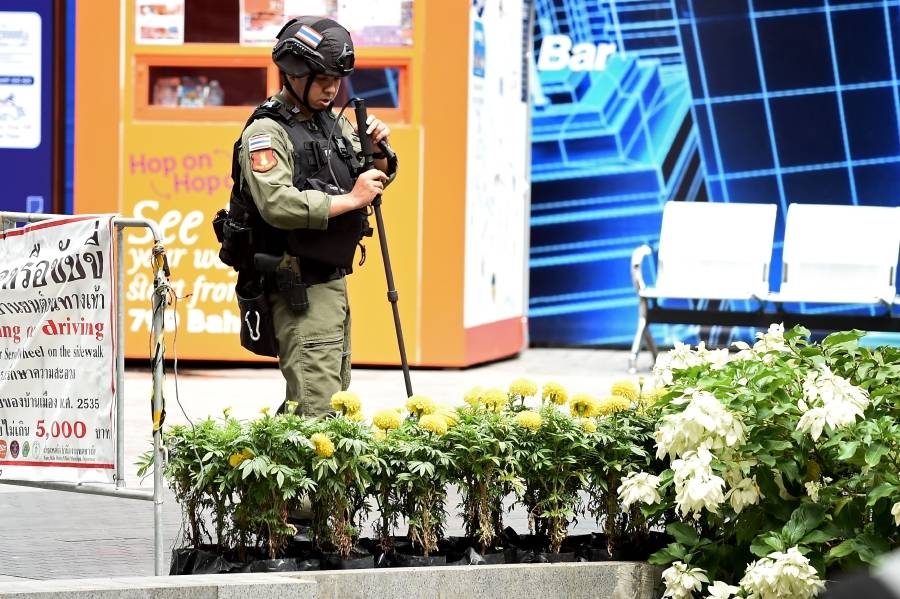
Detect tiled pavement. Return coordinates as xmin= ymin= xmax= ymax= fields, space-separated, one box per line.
xmin=0 ymin=347 xmax=642 ymax=582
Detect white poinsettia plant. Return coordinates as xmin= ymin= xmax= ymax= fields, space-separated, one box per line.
xmin=625 ymin=324 xmax=900 ymax=599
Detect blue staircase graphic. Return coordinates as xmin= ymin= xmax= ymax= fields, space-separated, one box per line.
xmin=529 ymin=0 xmax=705 ymax=346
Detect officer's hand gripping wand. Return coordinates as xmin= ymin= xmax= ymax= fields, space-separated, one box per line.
xmin=353 ymin=98 xmax=413 ymax=397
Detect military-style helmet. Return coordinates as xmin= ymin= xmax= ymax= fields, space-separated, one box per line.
xmin=272 ymin=17 xmax=355 ymax=78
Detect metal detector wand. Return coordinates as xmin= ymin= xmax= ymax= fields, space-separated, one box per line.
xmin=353 ymin=98 xmax=414 ymax=397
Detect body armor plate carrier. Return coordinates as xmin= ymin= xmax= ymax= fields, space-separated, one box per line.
xmin=214 ymin=97 xmax=371 ymax=274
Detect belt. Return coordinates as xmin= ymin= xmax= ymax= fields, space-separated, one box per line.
xmin=298 ymin=262 xmax=348 ymax=286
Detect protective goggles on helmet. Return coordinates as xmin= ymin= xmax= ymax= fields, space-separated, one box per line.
xmin=272 ymin=36 xmax=355 ymax=78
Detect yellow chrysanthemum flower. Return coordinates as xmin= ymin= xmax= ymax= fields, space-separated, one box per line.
xmin=372 ymin=428 xmax=387 ymax=442
xmin=373 ymin=409 xmax=402 ymax=430
xmin=610 ymin=380 xmax=639 ymax=401
xmin=345 ymin=409 xmax=364 ymax=422
xmin=515 ymin=410 xmax=542 ymax=430
xmin=406 ymin=394 xmax=437 ymax=417
xmin=580 ymin=418 xmax=597 ymax=433
xmin=437 ymin=406 xmax=459 ymax=428
xmin=331 ymin=391 xmax=362 ymax=415
xmin=482 ymin=388 xmax=508 ymax=413
xmin=634 ymin=386 xmax=664 ymax=410
xmin=260 ymin=406 xmax=270 ymax=416
xmin=463 ymin=386 xmax=484 ymax=407
xmin=222 ymin=407 xmax=232 ymax=418
xmin=648 ymin=387 xmax=669 ymax=403
xmin=509 ymin=378 xmax=538 ymax=398
xmin=310 ymin=433 xmax=335 ymax=458
xmin=419 ymin=414 xmax=449 ymax=435
xmin=542 ymin=382 xmax=568 ymax=405
xmin=284 ymin=400 xmax=299 ymax=414
xmin=596 ymin=395 xmax=631 ymax=416
xmin=569 ymin=393 xmax=600 ymax=418
xmin=228 ymin=448 xmax=253 ymax=468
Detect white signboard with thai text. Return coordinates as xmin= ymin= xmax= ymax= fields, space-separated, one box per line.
xmin=0 ymin=216 xmax=117 ymax=483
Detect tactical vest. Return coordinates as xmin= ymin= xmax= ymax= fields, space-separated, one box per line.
xmin=225 ymin=98 xmax=371 ymax=272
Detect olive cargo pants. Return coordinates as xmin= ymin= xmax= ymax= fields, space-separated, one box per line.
xmin=270 ymin=277 xmax=351 ymax=417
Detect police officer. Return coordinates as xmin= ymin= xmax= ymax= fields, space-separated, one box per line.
xmin=238 ymin=16 xmax=397 ymax=416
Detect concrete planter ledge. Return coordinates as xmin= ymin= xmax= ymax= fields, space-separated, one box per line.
xmin=0 ymin=562 xmax=662 ymax=599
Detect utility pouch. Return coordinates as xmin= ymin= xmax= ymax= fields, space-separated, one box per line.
xmin=275 ymin=265 xmax=309 ymax=314
xmin=212 ymin=209 xmax=227 ymax=242
xmin=255 ymin=254 xmax=309 ymax=314
xmin=235 ymin=272 xmax=278 ymax=358
xmin=214 ymin=209 xmax=255 ymax=271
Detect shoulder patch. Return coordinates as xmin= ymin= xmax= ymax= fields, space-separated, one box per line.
xmin=248 ymin=134 xmax=272 ymax=152
xmin=250 ymin=148 xmax=277 ymax=173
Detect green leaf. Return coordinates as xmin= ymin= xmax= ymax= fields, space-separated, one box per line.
xmin=866 ymin=482 xmax=897 ymax=506
xmin=647 ymin=551 xmax=674 ymax=566
xmin=837 ymin=441 xmax=860 ymax=461
xmin=780 ymin=460 xmax=802 ymax=484
xmin=750 ymin=534 xmax=784 ymax=558
xmin=666 ymin=522 xmax=699 ymax=546
xmin=783 ymin=503 xmax=827 ymax=545
xmin=822 ymin=331 xmax=863 ymax=348
xmin=756 ymin=453 xmax=777 ymax=467
xmin=827 ymin=540 xmax=855 ymax=560
xmin=765 ymin=440 xmax=794 ymax=452
xmin=854 ymin=533 xmax=890 ymax=564
xmin=648 ymin=543 xmax=686 ymax=565
xmin=799 ymin=529 xmax=836 ymax=545
xmin=865 ymin=444 xmax=890 ymax=468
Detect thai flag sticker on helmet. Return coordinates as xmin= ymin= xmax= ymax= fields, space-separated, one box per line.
xmin=295 ymin=24 xmax=323 ymax=49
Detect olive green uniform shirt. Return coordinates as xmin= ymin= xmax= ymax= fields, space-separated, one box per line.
xmin=239 ymin=92 xmax=394 ymax=231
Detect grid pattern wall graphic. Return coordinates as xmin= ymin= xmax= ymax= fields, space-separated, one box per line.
xmin=528 ymin=0 xmax=900 ymax=348
xmin=529 ymin=0 xmax=705 ymax=346
xmin=677 ymin=0 xmax=900 ymax=214
xmin=674 ymin=0 xmax=900 ymax=342
xmin=603 ymin=0 xmax=684 ymax=68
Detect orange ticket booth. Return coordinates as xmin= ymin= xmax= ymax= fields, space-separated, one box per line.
xmin=73 ymin=0 xmax=531 ymax=367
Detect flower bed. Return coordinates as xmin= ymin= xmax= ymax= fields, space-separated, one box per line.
xmin=142 ymin=374 xmax=671 ymax=575
xmin=143 ymin=325 xmax=900 ymax=597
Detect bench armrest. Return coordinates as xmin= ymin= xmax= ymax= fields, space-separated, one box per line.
xmin=631 ymin=244 xmax=654 ymax=293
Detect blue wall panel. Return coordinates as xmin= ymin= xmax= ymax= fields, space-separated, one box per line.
xmin=0 ymin=0 xmax=56 ymax=214
xmin=529 ymin=0 xmax=900 ymax=348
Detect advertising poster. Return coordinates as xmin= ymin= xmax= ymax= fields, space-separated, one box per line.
xmin=240 ymin=0 xmax=293 ymax=45
xmin=241 ymin=0 xmax=413 ymax=46
xmin=336 ymin=0 xmax=411 ymax=46
xmin=463 ymin=0 xmax=529 ymax=328
xmin=0 ymin=216 xmax=117 ymax=483
xmin=0 ymin=2 xmax=54 ymax=213
xmin=0 ymin=11 xmax=40 ymax=150
xmin=135 ymin=0 xmax=185 ymax=45
xmin=121 ymin=124 xmax=244 ymax=360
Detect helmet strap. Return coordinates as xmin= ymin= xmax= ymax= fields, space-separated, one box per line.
xmin=302 ymin=76 xmax=317 ymax=111
xmin=282 ymin=70 xmax=326 ymax=114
